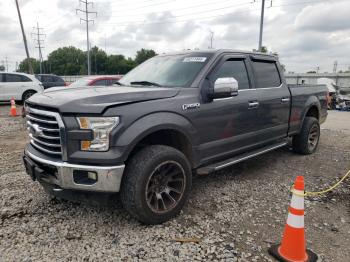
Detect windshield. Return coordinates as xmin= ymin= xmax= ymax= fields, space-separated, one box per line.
xmin=119 ymin=53 xmax=212 ymax=87
xmin=70 ymin=77 xmax=92 ymax=87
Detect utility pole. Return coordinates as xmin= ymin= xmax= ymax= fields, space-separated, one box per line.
xmin=333 ymin=60 xmax=338 ymax=73
xmin=5 ymin=56 xmax=9 ymax=72
xmin=104 ymin=33 xmax=107 ymax=54
xmin=209 ymin=30 xmax=214 ymax=49
xmin=76 ymin=0 xmax=97 ymax=76
xmin=14 ymin=0 xmax=33 ymax=74
xmin=258 ymin=0 xmax=266 ymax=51
xmin=32 ymin=22 xmax=45 ymax=74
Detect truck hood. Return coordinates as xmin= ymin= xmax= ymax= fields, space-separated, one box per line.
xmin=28 ymin=86 xmax=180 ymax=114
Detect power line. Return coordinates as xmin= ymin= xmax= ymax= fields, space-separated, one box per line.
xmin=104 ymin=0 xmax=175 ymax=12
xmin=31 ymin=22 xmax=46 ymax=74
xmin=100 ymin=0 xmax=329 ymax=27
xmin=44 ymin=0 xmax=327 ymax=36
xmin=76 ymin=0 xmax=97 ymax=76
xmin=49 ymin=0 xmax=329 ymax=42
xmin=98 ymin=0 xmax=242 ymax=18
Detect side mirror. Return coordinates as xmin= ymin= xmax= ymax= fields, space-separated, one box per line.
xmin=212 ymin=77 xmax=239 ymax=99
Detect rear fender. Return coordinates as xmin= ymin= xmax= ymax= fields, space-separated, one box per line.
xmin=299 ymin=96 xmax=321 ymax=131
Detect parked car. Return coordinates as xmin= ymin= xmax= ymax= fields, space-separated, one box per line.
xmin=35 ymin=74 xmax=66 ymax=89
xmin=0 ymin=72 xmax=44 ymax=102
xmin=23 ymin=50 xmax=328 ymax=224
xmin=69 ymin=75 xmax=122 ymax=87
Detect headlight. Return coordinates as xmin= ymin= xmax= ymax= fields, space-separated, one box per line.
xmin=77 ymin=117 xmax=119 ymax=151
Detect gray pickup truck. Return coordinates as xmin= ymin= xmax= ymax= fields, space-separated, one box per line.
xmin=23 ymin=50 xmax=328 ymax=224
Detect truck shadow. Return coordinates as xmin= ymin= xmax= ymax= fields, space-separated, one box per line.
xmin=44 ymin=146 xmax=294 ymax=221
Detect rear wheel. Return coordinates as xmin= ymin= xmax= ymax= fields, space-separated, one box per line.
xmin=120 ymin=145 xmax=192 ymax=224
xmin=22 ymin=90 xmax=36 ymax=102
xmin=292 ymin=117 xmax=320 ymax=154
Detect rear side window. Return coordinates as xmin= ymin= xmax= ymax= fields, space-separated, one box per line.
xmin=42 ymin=75 xmax=53 ymax=82
xmin=108 ymin=79 xmax=118 ymax=86
xmin=91 ymin=79 xmax=107 ymax=86
xmin=5 ymin=74 xmax=23 ymax=82
xmin=54 ymin=76 xmax=64 ymax=83
xmin=211 ymin=59 xmax=250 ymax=90
xmin=21 ymin=75 xmax=32 ymax=82
xmin=252 ymin=60 xmax=281 ymax=88
xmin=0 ymin=74 xmax=3 ymax=82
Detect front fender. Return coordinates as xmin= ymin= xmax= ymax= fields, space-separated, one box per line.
xmin=115 ymin=112 xmax=197 ymax=158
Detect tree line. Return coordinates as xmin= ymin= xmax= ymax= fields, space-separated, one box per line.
xmin=18 ymin=47 xmax=157 ymax=75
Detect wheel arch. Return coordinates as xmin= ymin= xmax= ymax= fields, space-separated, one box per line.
xmin=22 ymin=89 xmax=37 ymax=101
xmin=116 ymin=112 xmax=198 ymax=167
xmin=298 ymin=96 xmax=321 ymax=132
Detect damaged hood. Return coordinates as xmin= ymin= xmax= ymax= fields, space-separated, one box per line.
xmin=27 ymin=86 xmax=180 ymax=114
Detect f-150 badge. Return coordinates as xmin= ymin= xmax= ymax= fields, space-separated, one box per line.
xmin=182 ymin=103 xmax=200 ymax=110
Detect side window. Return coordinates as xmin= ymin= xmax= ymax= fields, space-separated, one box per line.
xmin=211 ymin=59 xmax=250 ymax=90
xmin=5 ymin=74 xmax=23 ymax=82
xmin=108 ymin=79 xmax=118 ymax=86
xmin=0 ymin=74 xmax=3 ymax=82
xmin=21 ymin=75 xmax=32 ymax=82
xmin=42 ymin=75 xmax=53 ymax=82
xmin=91 ymin=79 xmax=107 ymax=86
xmin=252 ymin=60 xmax=281 ymax=88
xmin=54 ymin=76 xmax=64 ymax=83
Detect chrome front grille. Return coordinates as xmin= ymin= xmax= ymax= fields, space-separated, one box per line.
xmin=26 ymin=105 xmax=65 ymax=159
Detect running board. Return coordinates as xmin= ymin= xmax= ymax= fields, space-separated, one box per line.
xmin=196 ymin=141 xmax=288 ymax=175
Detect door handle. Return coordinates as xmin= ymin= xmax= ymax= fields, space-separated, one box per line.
xmin=248 ymin=101 xmax=259 ymax=109
xmin=281 ymin=97 xmax=290 ymax=103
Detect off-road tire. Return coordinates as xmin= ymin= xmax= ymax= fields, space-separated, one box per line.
xmin=22 ymin=90 xmax=36 ymax=102
xmin=120 ymin=145 xmax=192 ymax=224
xmin=292 ymin=116 xmax=320 ymax=155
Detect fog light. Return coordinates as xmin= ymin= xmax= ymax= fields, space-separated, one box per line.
xmin=88 ymin=171 xmax=97 ymax=181
xmin=73 ymin=170 xmax=98 ymax=185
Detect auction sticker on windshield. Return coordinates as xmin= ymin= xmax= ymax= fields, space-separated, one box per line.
xmin=183 ymin=57 xmax=207 ymax=63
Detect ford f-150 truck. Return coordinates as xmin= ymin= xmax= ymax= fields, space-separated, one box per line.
xmin=23 ymin=50 xmax=328 ymax=224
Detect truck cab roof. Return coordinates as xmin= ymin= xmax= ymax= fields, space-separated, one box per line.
xmin=159 ymin=49 xmax=278 ymax=60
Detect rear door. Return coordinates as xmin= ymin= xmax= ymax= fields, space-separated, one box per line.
xmin=249 ymin=57 xmax=291 ymax=143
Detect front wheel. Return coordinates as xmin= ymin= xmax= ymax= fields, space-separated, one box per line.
xmin=292 ymin=117 xmax=320 ymax=155
xmin=120 ymin=145 xmax=192 ymax=224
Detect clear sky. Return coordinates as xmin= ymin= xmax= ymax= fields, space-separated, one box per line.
xmin=1 ymin=0 xmax=350 ymax=73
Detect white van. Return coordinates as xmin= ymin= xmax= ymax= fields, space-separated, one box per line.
xmin=0 ymin=72 xmax=44 ymax=102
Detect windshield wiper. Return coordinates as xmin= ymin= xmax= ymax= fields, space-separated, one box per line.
xmin=130 ymin=81 xmax=161 ymax=87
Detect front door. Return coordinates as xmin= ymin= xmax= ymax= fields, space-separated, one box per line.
xmin=195 ymin=55 xmax=259 ymax=163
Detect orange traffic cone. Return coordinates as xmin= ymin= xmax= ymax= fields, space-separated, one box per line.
xmin=268 ymin=176 xmax=318 ymax=262
xmin=9 ymin=98 xmax=18 ymax=117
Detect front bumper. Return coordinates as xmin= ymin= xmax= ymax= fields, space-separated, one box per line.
xmin=23 ymin=149 xmax=125 ymax=193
